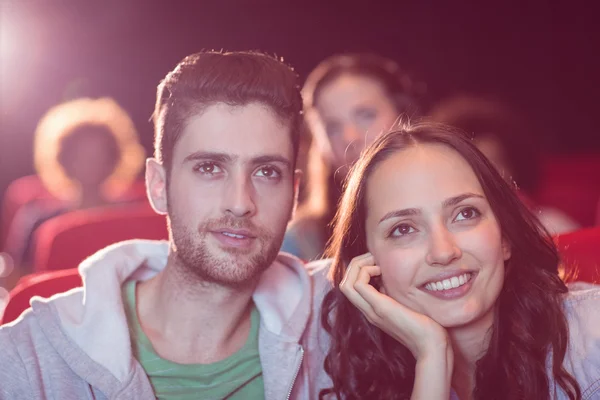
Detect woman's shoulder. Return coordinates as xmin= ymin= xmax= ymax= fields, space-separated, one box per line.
xmin=564 ymin=282 xmax=600 ymax=307
xmin=563 ymin=283 xmax=600 ymax=335
xmin=560 ymin=283 xmax=600 ymax=399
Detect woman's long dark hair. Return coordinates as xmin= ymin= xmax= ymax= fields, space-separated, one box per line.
xmin=319 ymin=122 xmax=581 ymax=399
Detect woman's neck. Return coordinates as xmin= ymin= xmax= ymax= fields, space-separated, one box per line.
xmin=448 ymin=312 xmax=495 ymax=400
xmin=77 ymin=187 xmax=106 ymax=209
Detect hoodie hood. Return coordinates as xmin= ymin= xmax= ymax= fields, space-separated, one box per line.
xmin=30 ymin=240 xmax=313 ymax=383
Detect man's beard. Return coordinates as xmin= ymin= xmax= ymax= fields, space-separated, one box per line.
xmin=167 ymin=213 xmax=286 ymax=289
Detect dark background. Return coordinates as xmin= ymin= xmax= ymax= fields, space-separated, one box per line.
xmin=1 ymin=1 xmax=598 ymax=200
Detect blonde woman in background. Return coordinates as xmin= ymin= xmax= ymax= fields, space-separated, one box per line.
xmin=4 ymin=97 xmax=145 ymax=271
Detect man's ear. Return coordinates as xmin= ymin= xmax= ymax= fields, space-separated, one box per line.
xmin=290 ymin=169 xmax=303 ymax=220
xmin=146 ymin=158 xmax=168 ymax=215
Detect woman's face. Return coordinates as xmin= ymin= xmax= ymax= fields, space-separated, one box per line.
xmin=315 ymin=73 xmax=398 ymax=173
xmin=364 ymin=143 xmax=511 ymax=330
xmin=60 ymin=129 xmax=119 ymax=189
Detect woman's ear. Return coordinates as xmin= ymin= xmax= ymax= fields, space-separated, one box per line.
xmin=502 ymin=237 xmax=512 ymax=261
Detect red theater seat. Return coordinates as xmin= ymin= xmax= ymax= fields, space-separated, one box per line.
xmin=1 ymin=176 xmax=148 ymax=249
xmin=1 ymin=268 xmax=81 ymax=325
xmin=33 ymin=203 xmax=168 ymax=272
xmin=1 ymin=175 xmax=53 ymax=247
xmin=555 ymin=227 xmax=600 ymax=284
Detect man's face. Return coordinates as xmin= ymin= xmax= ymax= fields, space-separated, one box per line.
xmin=148 ymin=102 xmax=298 ymax=287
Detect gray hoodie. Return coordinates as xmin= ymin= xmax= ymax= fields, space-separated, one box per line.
xmin=0 ymin=240 xmax=333 ymax=400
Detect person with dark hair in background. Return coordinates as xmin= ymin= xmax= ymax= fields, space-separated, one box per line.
xmin=0 ymin=51 xmax=331 ymax=399
xmin=3 ymin=97 xmax=146 ymax=271
xmin=282 ymin=53 xmax=425 ymax=261
xmin=320 ymin=122 xmax=598 ymax=399
xmin=431 ymin=95 xmax=579 ymax=234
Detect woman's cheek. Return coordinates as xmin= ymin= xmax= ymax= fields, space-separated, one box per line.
xmin=378 ymin=249 xmax=418 ymax=296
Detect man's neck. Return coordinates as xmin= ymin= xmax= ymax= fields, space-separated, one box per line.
xmin=135 ymin=254 xmax=259 ymax=364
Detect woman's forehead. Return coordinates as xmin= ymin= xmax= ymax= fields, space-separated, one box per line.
xmin=365 ymin=144 xmax=484 ymax=212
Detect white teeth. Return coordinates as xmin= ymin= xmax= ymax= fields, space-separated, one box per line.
xmin=425 ymin=273 xmax=472 ymax=292
xmin=222 ymin=232 xmax=245 ymax=239
xmin=450 ymin=276 xmax=459 ymax=288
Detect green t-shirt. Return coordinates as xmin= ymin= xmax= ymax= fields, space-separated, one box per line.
xmin=123 ymin=281 xmax=265 ymax=400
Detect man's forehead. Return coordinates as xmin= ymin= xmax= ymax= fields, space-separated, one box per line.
xmin=174 ymin=102 xmax=294 ymax=161
xmin=184 ymin=102 xmax=290 ymax=132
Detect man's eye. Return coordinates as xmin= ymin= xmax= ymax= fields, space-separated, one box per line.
xmin=255 ymin=166 xmax=280 ymax=178
xmin=195 ymin=163 xmax=221 ymax=174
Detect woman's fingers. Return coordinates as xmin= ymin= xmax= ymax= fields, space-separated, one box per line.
xmin=340 ymin=254 xmax=451 ymax=361
xmin=340 ymin=252 xmax=375 ymax=291
xmin=340 ymin=253 xmax=379 ymax=322
xmin=353 ymin=265 xmax=409 ymax=324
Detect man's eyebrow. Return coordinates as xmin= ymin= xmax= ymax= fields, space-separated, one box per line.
xmin=183 ymin=152 xmax=236 ymax=164
xmin=250 ymin=155 xmax=292 ymax=170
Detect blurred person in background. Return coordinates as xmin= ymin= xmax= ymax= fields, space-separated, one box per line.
xmin=3 ymin=97 xmax=145 ymax=273
xmin=431 ymin=94 xmax=579 ymax=235
xmin=282 ymin=53 xmax=425 ymax=261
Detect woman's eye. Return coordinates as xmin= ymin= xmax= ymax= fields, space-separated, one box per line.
xmin=454 ymin=207 xmax=481 ymax=222
xmin=390 ymin=224 xmax=416 ymax=237
xmin=355 ymin=108 xmax=378 ymax=126
xmin=255 ymin=166 xmax=280 ymax=178
xmin=326 ymin=122 xmax=342 ymax=138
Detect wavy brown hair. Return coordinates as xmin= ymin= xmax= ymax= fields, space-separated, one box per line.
xmin=320 ymin=122 xmax=581 ymax=399
xmin=153 ymin=50 xmax=303 ymax=174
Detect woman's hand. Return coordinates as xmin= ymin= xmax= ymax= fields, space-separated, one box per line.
xmin=340 ymin=252 xmax=450 ymax=360
xmin=340 ymin=253 xmax=454 ymax=399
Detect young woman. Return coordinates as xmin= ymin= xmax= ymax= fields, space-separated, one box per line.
xmin=282 ymin=53 xmax=424 ymax=260
xmin=320 ymin=122 xmax=599 ymax=399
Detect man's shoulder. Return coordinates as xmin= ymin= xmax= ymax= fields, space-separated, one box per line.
xmin=0 ymin=320 xmax=33 ymax=398
xmin=0 ymin=310 xmax=46 ymax=389
xmin=305 ymin=258 xmax=334 ymax=310
xmin=0 ymin=306 xmax=51 ymax=354
xmin=306 ymin=258 xmax=333 ymax=283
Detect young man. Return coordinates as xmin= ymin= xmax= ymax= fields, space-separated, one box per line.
xmin=0 ymin=51 xmax=331 ymax=399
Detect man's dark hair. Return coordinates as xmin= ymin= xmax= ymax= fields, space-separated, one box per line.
xmin=153 ymin=50 xmax=303 ymax=172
